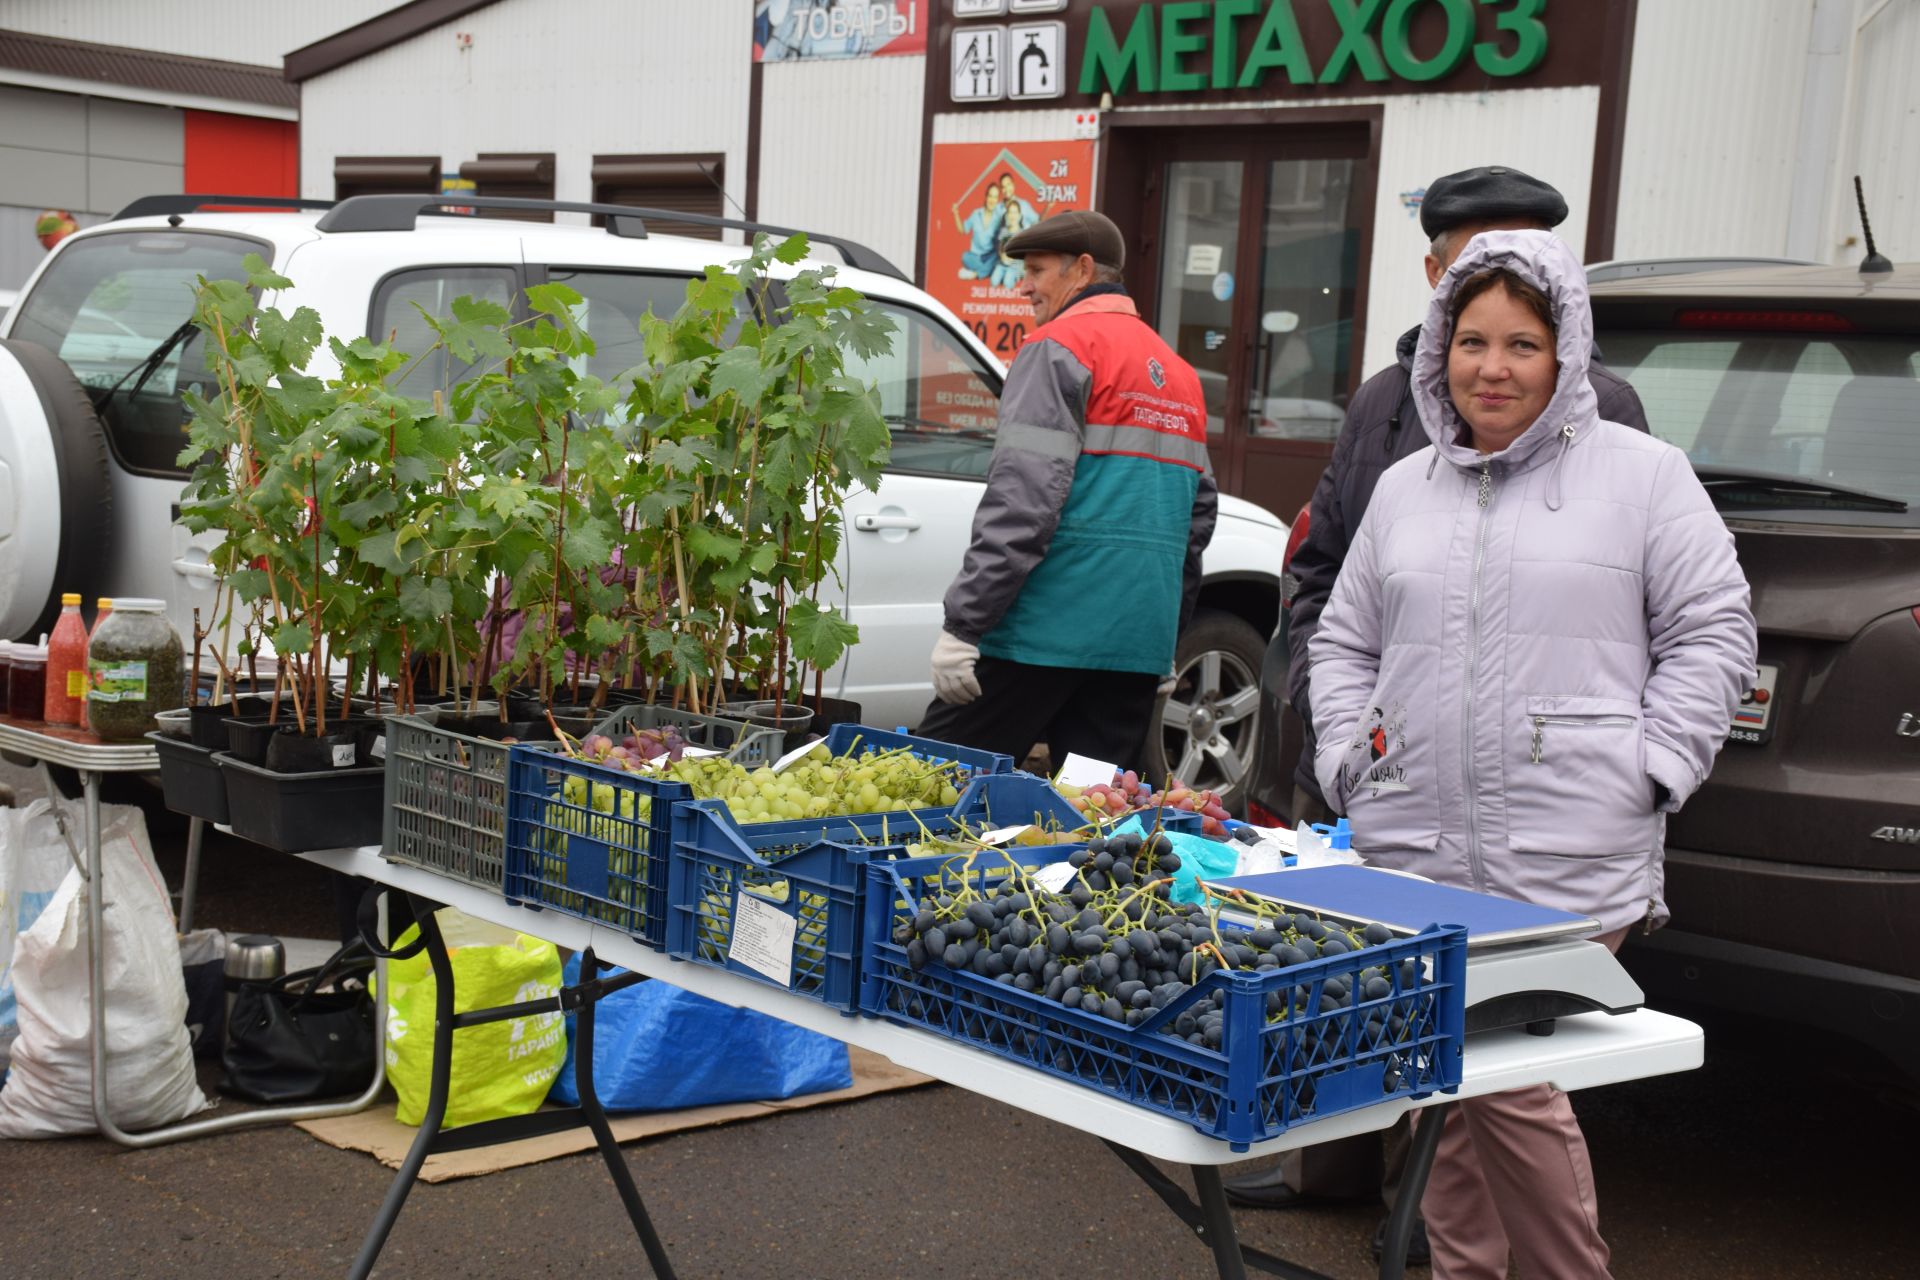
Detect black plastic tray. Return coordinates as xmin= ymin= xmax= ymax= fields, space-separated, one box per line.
xmin=215 ymin=751 xmax=385 ymax=853
xmin=147 ymin=731 xmax=230 ymax=824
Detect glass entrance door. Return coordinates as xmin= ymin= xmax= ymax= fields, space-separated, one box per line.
xmin=1143 ymin=130 xmax=1373 ymax=519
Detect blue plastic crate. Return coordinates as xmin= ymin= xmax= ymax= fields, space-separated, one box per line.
xmin=666 ymin=773 xmax=1102 ymax=1010
xmin=820 ymin=723 xmax=1016 ymax=779
xmin=504 ymin=746 xmax=691 ymax=948
xmin=858 ymin=845 xmax=1467 ymax=1150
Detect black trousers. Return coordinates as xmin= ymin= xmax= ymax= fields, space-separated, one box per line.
xmin=916 ymin=656 xmax=1160 ymax=769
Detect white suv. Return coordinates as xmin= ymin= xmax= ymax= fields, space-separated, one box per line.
xmin=0 ymin=194 xmax=1290 ymax=802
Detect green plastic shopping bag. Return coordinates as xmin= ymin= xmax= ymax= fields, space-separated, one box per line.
xmin=375 ymin=907 xmax=566 ymax=1129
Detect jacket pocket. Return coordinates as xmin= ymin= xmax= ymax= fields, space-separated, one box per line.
xmin=1332 ymin=715 xmax=1439 ymax=855
xmin=1507 ymin=695 xmax=1656 ymax=856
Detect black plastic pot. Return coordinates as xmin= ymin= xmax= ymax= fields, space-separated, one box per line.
xmin=716 ymin=700 xmax=816 ymax=735
xmin=259 ymin=718 xmax=382 ymax=773
xmin=191 ymin=696 xmax=272 ymax=749
xmin=215 ymin=752 xmax=384 ymax=853
xmin=805 ymin=696 xmax=865 ymax=737
xmin=224 ymin=716 xmax=282 ymax=765
xmin=148 ymin=732 xmax=230 ymax=823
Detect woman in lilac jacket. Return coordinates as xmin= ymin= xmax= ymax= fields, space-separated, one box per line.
xmin=1309 ymin=230 xmax=1755 ymax=1279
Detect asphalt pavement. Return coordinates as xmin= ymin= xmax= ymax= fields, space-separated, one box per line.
xmin=1 ymin=807 xmax=1914 ymax=1279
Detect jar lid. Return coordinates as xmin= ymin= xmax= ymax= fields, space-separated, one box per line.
xmin=61 ymin=593 xmax=80 ymax=606
xmin=13 ymin=645 xmax=46 ymax=663
xmin=97 ymin=598 xmax=112 ymax=610
xmin=111 ymin=598 xmax=167 ymax=612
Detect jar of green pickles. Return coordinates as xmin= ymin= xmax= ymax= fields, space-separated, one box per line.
xmin=85 ymin=598 xmax=185 ymax=741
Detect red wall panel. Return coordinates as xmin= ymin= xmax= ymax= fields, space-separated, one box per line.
xmin=183 ymin=112 xmax=299 ymax=196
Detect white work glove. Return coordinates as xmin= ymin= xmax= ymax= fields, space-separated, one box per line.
xmin=1157 ymin=664 xmax=1179 ymax=698
xmin=931 ymin=630 xmax=982 ymax=705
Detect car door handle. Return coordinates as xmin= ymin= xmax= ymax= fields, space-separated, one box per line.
xmin=854 ymin=513 xmax=921 ymax=532
xmin=171 ymin=557 xmax=217 ymax=582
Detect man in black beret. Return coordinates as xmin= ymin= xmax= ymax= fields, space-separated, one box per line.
xmin=1228 ymin=165 xmax=1650 ymax=1263
xmin=920 ymin=210 xmax=1216 ymax=771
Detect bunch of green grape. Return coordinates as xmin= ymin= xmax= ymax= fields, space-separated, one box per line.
xmin=648 ymin=744 xmax=965 ymax=823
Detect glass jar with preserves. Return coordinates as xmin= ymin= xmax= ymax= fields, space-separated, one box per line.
xmin=85 ymin=599 xmax=185 ymax=741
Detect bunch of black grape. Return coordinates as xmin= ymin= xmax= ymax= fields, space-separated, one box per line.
xmin=891 ymin=832 xmax=1418 ymax=1047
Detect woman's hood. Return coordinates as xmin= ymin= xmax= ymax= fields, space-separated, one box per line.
xmin=1411 ymin=230 xmax=1598 ymax=474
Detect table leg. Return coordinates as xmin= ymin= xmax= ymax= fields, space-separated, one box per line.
xmin=1103 ymin=1140 xmax=1335 ymax=1280
xmin=1377 ymin=1101 xmax=1450 ymax=1280
xmin=1194 ymin=1165 xmax=1252 ymax=1280
xmin=178 ymin=815 xmax=206 ymax=934
xmin=85 ymin=798 xmax=389 ymax=1148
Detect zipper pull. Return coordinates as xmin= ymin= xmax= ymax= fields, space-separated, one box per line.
xmin=1529 ymin=717 xmax=1544 ymax=764
xmin=1477 ymin=461 xmax=1493 ymax=508
xmin=1642 ymin=897 xmax=1658 ymax=936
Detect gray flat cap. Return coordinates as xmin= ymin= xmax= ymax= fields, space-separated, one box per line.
xmin=1003 ymin=209 xmax=1126 ymax=270
xmin=1420 ymin=166 xmax=1568 ymax=239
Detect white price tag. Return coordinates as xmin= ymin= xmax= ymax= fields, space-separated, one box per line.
xmin=771 ymin=740 xmax=823 ymax=773
xmin=1054 ymin=752 xmax=1119 ymax=789
xmin=371 ymin=734 xmax=387 ymax=761
xmin=330 ymin=742 xmax=356 ymax=768
xmin=1033 ymin=860 xmax=1077 ymax=893
xmin=680 ymin=745 xmax=722 ymax=758
xmin=727 ymin=892 xmax=797 ymax=987
xmin=977 ymin=824 xmax=1032 ymax=846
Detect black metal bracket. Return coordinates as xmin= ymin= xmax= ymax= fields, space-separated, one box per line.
xmin=346 ymin=896 xmax=679 ymax=1280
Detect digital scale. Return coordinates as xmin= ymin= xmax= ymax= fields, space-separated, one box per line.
xmin=1205 ymin=865 xmax=1645 ymax=1035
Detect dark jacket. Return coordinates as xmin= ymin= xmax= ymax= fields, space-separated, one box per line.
xmin=1287 ymin=324 xmax=1651 ymax=802
xmin=943 ymin=289 xmax=1217 ymax=675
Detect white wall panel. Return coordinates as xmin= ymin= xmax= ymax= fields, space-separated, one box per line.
xmin=1613 ymin=0 xmax=1814 ymax=261
xmin=1365 ymin=88 xmax=1598 ymax=377
xmin=299 ymin=0 xmax=754 ymax=230
xmin=1834 ymin=0 xmax=1920 ymax=263
xmin=758 ymin=55 xmax=924 ymax=276
xmin=0 ymin=0 xmax=391 ymax=66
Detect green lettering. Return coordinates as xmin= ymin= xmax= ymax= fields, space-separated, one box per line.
xmin=1320 ymin=0 xmax=1389 ymax=84
xmin=1080 ymin=5 xmax=1160 ymax=96
xmin=1160 ymin=1 xmax=1210 ymax=92
xmin=1213 ymin=0 xmax=1262 ymax=89
xmin=1382 ymin=0 xmax=1474 ymax=82
xmin=1475 ymin=0 xmax=1549 ymax=76
xmin=1238 ymin=0 xmax=1315 ymax=88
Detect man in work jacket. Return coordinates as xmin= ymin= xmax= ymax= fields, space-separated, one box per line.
xmin=920 ymin=210 xmax=1217 ymax=768
xmin=1228 ymin=166 xmax=1652 ymax=1259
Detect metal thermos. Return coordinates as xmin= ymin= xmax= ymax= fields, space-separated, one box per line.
xmin=223 ymin=934 xmax=285 ymax=1020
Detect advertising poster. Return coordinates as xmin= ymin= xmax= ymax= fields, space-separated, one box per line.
xmin=753 ymin=1 xmax=926 ymax=61
xmin=923 ymin=139 xmax=1096 ymax=362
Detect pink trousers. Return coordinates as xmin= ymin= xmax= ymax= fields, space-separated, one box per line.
xmin=1417 ymin=927 xmax=1629 ymax=1280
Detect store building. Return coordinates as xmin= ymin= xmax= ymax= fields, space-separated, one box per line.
xmin=280 ymin=0 xmax=1917 ymax=518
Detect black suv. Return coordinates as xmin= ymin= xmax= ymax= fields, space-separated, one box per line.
xmin=1251 ymin=259 xmax=1920 ymax=1092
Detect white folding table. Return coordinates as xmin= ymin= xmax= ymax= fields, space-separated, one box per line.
xmin=300 ymin=841 xmax=1703 ymax=1280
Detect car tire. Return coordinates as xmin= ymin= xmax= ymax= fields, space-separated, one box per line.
xmin=1143 ymin=608 xmax=1265 ymax=812
xmin=0 ymin=338 xmax=113 ymax=642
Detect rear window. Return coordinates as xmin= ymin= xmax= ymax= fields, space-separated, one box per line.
xmin=1599 ymin=329 xmax=1920 ymax=523
xmin=10 ymin=229 xmax=263 ymax=477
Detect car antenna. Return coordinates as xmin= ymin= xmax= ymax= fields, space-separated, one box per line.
xmin=1854 ymin=175 xmax=1893 ymax=275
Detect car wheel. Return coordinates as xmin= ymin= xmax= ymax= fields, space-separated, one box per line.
xmin=1143 ymin=609 xmax=1265 ymax=811
xmin=0 ymin=338 xmax=112 ymax=640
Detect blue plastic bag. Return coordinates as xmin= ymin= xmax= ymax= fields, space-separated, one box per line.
xmin=1113 ymin=815 xmax=1241 ymax=905
xmin=549 ymin=955 xmax=852 ymax=1111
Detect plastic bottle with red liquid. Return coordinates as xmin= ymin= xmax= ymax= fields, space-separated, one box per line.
xmin=44 ymin=593 xmax=88 ymax=726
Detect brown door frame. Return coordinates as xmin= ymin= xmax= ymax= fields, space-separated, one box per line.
xmin=1100 ymin=106 xmax=1382 ymax=506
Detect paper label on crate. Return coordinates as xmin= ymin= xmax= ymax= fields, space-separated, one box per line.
xmin=977 ymin=824 xmax=1032 ymax=847
xmin=771 ymin=741 xmax=823 ymax=773
xmin=1033 ymin=860 xmax=1078 ymax=893
xmin=727 ymin=892 xmax=796 ymax=986
xmin=1054 ymin=752 xmax=1119 ymax=789
xmin=371 ymin=734 xmax=387 ymax=761
xmin=330 ymin=742 xmax=357 ymax=768
xmin=680 ymin=745 xmax=722 ymax=758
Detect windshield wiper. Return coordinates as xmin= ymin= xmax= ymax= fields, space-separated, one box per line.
xmin=886 ymin=414 xmax=997 ymax=441
xmin=1694 ymin=466 xmax=1908 ymax=513
xmin=87 ymin=318 xmax=198 ymax=412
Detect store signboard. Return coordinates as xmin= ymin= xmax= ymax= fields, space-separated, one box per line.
xmin=951 ymin=24 xmax=1006 ymax=99
xmin=754 ymin=0 xmax=926 ymax=61
xmin=923 ymin=139 xmax=1096 ymax=361
xmin=1007 ymin=21 xmax=1065 ymax=99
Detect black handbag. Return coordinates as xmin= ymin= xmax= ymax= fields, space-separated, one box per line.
xmin=220 ymin=940 xmax=377 ymax=1104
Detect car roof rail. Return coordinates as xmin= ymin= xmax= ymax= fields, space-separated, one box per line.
xmin=114 ymin=194 xmax=339 ymax=220
xmin=1585 ymin=255 xmax=1822 ymax=285
xmin=314 ymin=193 xmax=909 ymax=281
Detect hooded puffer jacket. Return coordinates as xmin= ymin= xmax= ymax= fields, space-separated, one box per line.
xmin=1308 ymin=231 xmax=1756 ymax=933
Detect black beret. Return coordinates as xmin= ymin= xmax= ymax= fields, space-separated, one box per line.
xmin=1420 ymin=166 xmax=1568 ymax=240
xmin=1003 ymin=210 xmax=1126 ymax=270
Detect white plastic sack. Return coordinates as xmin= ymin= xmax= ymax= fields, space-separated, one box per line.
xmin=0 ymin=802 xmax=210 ymax=1137
xmin=1 ymin=797 xmax=77 ymax=1069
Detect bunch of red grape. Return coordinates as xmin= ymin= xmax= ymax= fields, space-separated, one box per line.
xmin=576 ymin=726 xmax=688 ymax=771
xmin=1064 ymin=769 xmax=1236 ymax=836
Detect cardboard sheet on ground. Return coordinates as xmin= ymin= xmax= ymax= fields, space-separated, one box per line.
xmin=296 ymin=1047 xmax=931 ymax=1181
